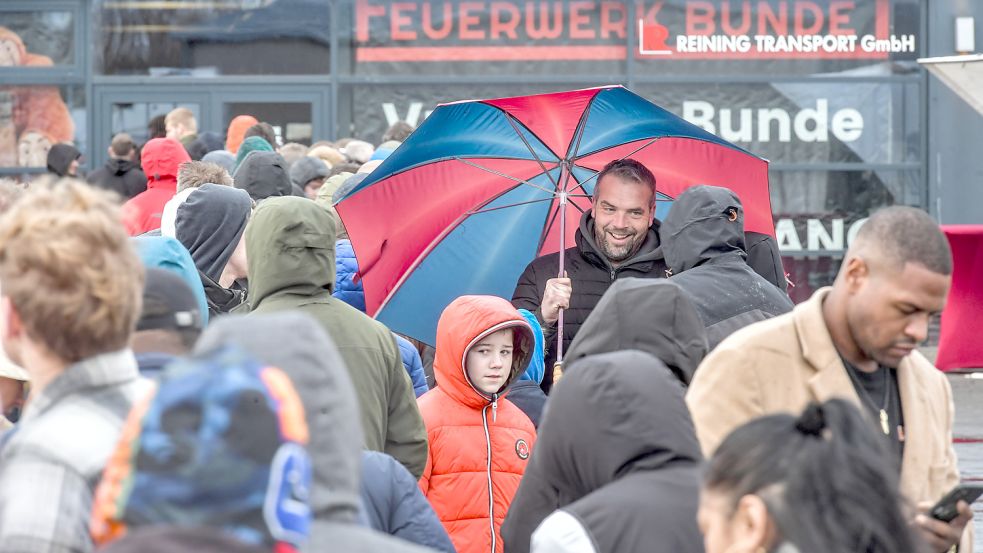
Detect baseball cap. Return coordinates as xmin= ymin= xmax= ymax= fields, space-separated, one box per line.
xmin=137 ymin=267 xmax=203 ymax=333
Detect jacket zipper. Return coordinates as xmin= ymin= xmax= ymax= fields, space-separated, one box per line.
xmin=609 ymin=267 xmax=616 ymax=281
xmin=482 ymin=403 xmax=496 ymax=553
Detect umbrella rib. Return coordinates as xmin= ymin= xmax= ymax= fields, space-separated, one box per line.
xmin=502 ymin=114 xmax=561 ymax=190
xmin=469 ymin=197 xmax=554 ymax=215
xmin=573 ymin=137 xmax=661 ymax=189
xmin=453 ymin=157 xmax=557 ymax=195
xmin=536 ymin=201 xmax=562 ymax=255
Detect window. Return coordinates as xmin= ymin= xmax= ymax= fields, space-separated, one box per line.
xmin=0 ymin=10 xmax=76 ymax=69
xmin=0 ymin=85 xmax=84 ymax=169
xmin=93 ymin=0 xmax=331 ymax=76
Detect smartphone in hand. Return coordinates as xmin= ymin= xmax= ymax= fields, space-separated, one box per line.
xmin=930 ymin=483 xmax=983 ymax=522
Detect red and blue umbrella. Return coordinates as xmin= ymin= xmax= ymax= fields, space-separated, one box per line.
xmin=335 ymin=85 xmax=772 ymax=346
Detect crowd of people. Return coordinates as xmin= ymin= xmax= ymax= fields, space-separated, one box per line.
xmin=0 ymin=106 xmax=973 ymax=553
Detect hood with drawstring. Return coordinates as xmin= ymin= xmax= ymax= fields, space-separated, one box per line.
xmin=522 ymin=351 xmax=704 ymax=553
xmin=659 ymin=185 xmax=793 ymax=349
xmin=122 ymin=138 xmax=191 ymax=235
xmin=193 ymin=313 xmax=433 ymax=553
xmin=418 ymin=295 xmax=536 ymax=553
xmin=244 ymin=196 xmax=429 ymax=480
xmin=662 ymin=185 xmax=747 ymax=274
xmin=173 ymin=184 xmax=252 ymax=283
xmin=564 ymin=278 xmax=708 ymax=386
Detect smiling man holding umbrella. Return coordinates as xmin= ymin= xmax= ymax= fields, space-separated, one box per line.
xmin=511 ymin=158 xmax=667 ymax=393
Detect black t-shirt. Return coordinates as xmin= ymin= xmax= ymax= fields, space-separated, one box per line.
xmin=841 ymin=358 xmax=906 ymax=466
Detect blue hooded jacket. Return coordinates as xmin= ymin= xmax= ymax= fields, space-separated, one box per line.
xmin=134 ymin=236 xmax=209 ymax=327
xmin=507 ymin=309 xmax=548 ymax=428
xmin=358 ymin=450 xmax=455 ymax=552
xmin=333 ymin=238 xmax=428 ymax=397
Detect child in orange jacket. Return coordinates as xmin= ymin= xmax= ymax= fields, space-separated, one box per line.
xmin=418 ymin=295 xmax=537 ymax=553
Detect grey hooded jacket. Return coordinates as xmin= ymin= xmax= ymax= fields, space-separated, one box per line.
xmin=661 ymin=185 xmax=793 ymax=350
xmin=513 ymin=351 xmax=705 ymax=553
xmin=195 ymin=312 xmax=436 ymax=552
xmin=503 ymin=280 xmax=707 ymax=553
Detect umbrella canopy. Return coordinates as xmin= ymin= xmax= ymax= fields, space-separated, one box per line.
xmin=335 ymin=85 xmax=772 ymax=345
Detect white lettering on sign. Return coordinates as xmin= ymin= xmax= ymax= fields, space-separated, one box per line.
xmin=382 ymin=102 xmax=434 ymax=127
xmin=776 ymin=217 xmax=868 ymax=252
xmin=683 ymin=99 xmax=864 ymax=143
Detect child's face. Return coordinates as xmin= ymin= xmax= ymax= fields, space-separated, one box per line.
xmin=465 ymin=328 xmax=514 ymax=395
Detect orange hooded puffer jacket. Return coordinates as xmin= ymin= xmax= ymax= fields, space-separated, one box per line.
xmin=419 ymin=295 xmax=537 ymax=553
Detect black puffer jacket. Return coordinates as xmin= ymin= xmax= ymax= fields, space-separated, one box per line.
xmin=86 ymin=158 xmax=147 ymax=200
xmin=503 ymin=351 xmax=704 ymax=553
xmin=661 ymin=185 xmax=793 ymax=350
xmin=512 ymin=210 xmax=668 ymax=393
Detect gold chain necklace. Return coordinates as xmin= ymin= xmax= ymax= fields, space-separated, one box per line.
xmin=844 ymin=363 xmax=892 ymax=435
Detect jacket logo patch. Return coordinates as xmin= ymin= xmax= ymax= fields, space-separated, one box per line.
xmin=515 ymin=439 xmax=529 ymax=460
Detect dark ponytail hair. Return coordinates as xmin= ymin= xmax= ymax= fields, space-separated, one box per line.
xmin=703 ymin=399 xmax=925 ymax=553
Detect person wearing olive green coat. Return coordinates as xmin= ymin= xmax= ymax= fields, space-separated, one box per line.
xmin=242 ymin=196 xmax=428 ymax=478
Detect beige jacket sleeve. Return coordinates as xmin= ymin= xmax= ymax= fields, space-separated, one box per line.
xmin=686 ymin=345 xmax=766 ymax=457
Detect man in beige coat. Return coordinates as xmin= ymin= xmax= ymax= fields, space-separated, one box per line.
xmin=687 ymin=206 xmax=973 ymax=553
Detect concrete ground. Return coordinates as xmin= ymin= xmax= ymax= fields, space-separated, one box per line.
xmin=949 ymin=372 xmax=983 ymax=550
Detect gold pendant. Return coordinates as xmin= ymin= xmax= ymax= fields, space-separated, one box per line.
xmin=880 ymin=409 xmax=890 ymax=435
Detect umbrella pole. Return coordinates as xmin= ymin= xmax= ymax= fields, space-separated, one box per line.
xmin=553 ymin=190 xmax=567 ymax=386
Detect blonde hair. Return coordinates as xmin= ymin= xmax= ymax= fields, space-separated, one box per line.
xmin=177 ymin=160 xmax=232 ymax=192
xmin=306 ymin=146 xmax=345 ymax=167
xmin=0 ymin=179 xmax=144 ymax=363
xmin=165 ymin=107 xmax=198 ymax=134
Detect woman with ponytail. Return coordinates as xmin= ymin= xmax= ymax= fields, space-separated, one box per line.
xmin=697 ymin=399 xmax=926 ymax=553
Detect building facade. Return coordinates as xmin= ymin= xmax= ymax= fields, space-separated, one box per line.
xmin=1 ymin=0 xmax=980 ymax=301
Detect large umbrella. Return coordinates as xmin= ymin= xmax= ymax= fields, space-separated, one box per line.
xmin=335 ymin=85 xmax=772 ymax=349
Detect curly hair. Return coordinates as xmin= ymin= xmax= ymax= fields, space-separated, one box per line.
xmin=0 ymin=179 xmax=144 ymax=362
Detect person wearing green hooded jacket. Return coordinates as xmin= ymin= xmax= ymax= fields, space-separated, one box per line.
xmin=241 ymin=196 xmax=428 ymax=479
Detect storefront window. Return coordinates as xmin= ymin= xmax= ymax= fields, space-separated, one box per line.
xmin=770 ymin=169 xmax=921 ymax=301
xmin=0 ymin=11 xmax=75 ymax=68
xmin=0 ymin=85 xmax=84 ymax=169
xmin=110 ymin=102 xmax=202 ymax=145
xmin=224 ymin=102 xmax=314 ymax=145
xmin=93 ymin=0 xmax=330 ymax=76
xmin=635 ymin=81 xmax=920 ymax=165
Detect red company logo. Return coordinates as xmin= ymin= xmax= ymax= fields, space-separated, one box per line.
xmin=515 ymin=439 xmax=530 ymax=460
xmin=639 ymin=18 xmax=673 ymax=55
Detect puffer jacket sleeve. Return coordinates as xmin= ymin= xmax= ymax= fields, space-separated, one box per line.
xmin=512 ymin=259 xmax=545 ymax=321
xmin=395 ymin=334 xmax=429 ymax=397
xmin=511 ymin=260 xmax=558 ymax=351
xmin=332 ymin=239 xmax=368 ymax=312
xmin=388 ymin=451 xmax=456 ymax=552
xmin=383 ymin=334 xmax=429 ymax=479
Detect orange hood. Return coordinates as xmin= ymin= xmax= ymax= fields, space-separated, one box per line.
xmin=226 ymin=115 xmax=259 ymax=154
xmin=434 ymin=295 xmax=534 ymax=410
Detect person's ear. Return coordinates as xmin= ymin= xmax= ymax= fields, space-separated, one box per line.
xmin=842 ymin=255 xmax=869 ymax=294
xmin=728 ymin=495 xmax=772 ymax=553
xmin=1 ymin=296 xmax=23 ymax=343
xmin=107 ymin=146 xmax=114 ymax=158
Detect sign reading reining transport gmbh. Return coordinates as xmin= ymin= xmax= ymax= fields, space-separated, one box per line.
xmin=354 ymin=0 xmax=917 ymax=63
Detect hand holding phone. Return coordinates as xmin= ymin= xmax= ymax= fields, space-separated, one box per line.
xmin=930 ymin=483 xmax=983 ymax=522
